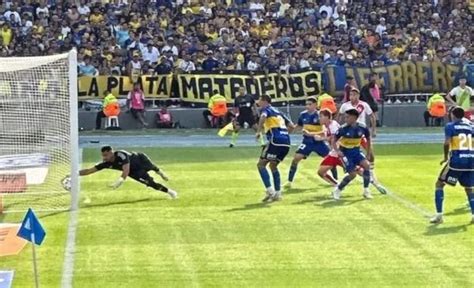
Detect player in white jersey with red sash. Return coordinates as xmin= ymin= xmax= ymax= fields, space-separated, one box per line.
xmin=317 ymin=109 xmax=341 ymax=186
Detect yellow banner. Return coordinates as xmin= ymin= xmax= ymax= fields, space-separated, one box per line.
xmin=78 ymin=71 xmax=320 ymax=101
xmin=177 ymin=71 xmax=321 ymax=103
xmin=78 ymin=75 xmax=173 ymax=99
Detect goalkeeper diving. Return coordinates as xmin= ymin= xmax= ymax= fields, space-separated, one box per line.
xmin=79 ymin=146 xmax=178 ymax=199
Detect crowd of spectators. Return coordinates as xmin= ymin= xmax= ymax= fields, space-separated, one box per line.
xmin=0 ymin=0 xmax=472 ymax=78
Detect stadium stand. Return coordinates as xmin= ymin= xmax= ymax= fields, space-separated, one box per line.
xmin=0 ymin=0 xmax=472 ymax=76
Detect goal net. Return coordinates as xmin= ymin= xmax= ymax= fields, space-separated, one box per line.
xmin=0 ymin=51 xmax=79 ymax=213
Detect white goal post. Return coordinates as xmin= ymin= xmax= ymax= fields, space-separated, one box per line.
xmin=0 ymin=50 xmax=79 ymax=213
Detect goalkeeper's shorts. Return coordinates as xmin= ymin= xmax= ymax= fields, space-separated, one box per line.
xmin=129 ymin=170 xmax=154 ymax=186
xmin=130 ymin=153 xmax=156 ymax=173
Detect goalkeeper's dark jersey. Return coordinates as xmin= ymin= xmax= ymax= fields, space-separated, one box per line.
xmin=95 ymin=150 xmax=136 ymax=171
xmin=95 ymin=150 xmax=156 ymax=174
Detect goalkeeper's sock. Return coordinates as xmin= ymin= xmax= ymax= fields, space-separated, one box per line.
xmin=258 ymin=167 xmax=272 ymax=189
xmin=288 ymin=164 xmax=298 ymax=182
xmin=231 ymin=132 xmax=239 ymax=146
xmin=435 ymin=188 xmax=444 ymax=214
xmin=148 ymin=179 xmax=169 ymax=193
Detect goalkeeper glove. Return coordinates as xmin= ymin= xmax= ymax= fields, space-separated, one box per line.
xmin=110 ymin=177 xmax=125 ymax=189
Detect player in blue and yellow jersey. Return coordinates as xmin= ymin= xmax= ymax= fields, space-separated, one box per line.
xmin=332 ymin=109 xmax=373 ymax=200
xmin=256 ymin=95 xmax=295 ymax=202
xmin=283 ymin=97 xmax=337 ymax=188
xmin=431 ymin=107 xmax=474 ymax=224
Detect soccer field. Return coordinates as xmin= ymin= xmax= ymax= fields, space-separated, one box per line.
xmin=2 ymin=143 xmax=474 ymax=287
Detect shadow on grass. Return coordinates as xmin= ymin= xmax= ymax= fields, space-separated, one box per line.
xmin=0 ymin=198 xmax=163 ymax=222
xmin=284 ymin=188 xmax=315 ymax=195
xmin=80 ymin=197 xmax=164 ymax=210
xmin=319 ymin=198 xmax=366 ymax=208
xmin=40 ymin=210 xmax=69 ymax=219
xmin=226 ymin=202 xmax=272 ymax=212
xmin=444 ymin=205 xmax=469 ymax=216
xmin=293 ymin=195 xmax=331 ymax=205
xmin=294 ymin=195 xmax=366 ymax=207
xmin=424 ymin=223 xmax=471 ymax=236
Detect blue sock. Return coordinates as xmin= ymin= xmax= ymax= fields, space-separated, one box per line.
xmin=330 ymin=167 xmax=338 ymax=180
xmin=258 ymin=167 xmax=272 ymax=189
xmin=363 ymin=170 xmax=370 ymax=188
xmin=467 ymin=191 xmax=474 ymax=215
xmin=288 ymin=165 xmax=297 ymax=182
xmin=338 ymin=175 xmax=352 ymax=190
xmin=272 ymin=169 xmax=281 ymax=191
xmin=435 ymin=188 xmax=444 ymax=214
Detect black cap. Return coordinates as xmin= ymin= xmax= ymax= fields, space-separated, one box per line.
xmin=345 ymin=109 xmax=360 ymax=117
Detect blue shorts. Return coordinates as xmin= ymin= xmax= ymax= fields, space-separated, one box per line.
xmin=343 ymin=151 xmax=366 ymax=172
xmin=438 ymin=165 xmax=474 ymax=188
xmin=261 ymin=143 xmax=290 ymax=162
xmin=296 ymin=141 xmax=330 ymax=158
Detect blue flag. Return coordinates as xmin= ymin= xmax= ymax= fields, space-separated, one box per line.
xmin=17 ymin=208 xmax=46 ymax=246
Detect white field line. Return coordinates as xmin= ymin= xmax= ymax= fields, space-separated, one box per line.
xmin=61 ymin=149 xmax=82 ymax=288
xmin=60 ymin=209 xmax=79 ymax=288
xmin=385 ymin=189 xmax=432 ymax=218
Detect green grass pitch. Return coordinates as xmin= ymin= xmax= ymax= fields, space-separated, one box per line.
xmin=2 ymin=144 xmax=474 ymax=287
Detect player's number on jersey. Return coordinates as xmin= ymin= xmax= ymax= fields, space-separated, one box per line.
xmin=459 ymin=133 xmax=473 ymax=150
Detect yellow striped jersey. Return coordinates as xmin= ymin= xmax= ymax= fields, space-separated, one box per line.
xmin=297 ymin=110 xmax=324 ymax=144
xmin=260 ymin=106 xmax=291 ymax=146
xmin=335 ymin=123 xmax=370 ymax=150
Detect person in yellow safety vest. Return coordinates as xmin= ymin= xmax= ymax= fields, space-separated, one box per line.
xmin=317 ymin=93 xmax=337 ymax=115
xmin=0 ymin=23 xmax=13 ymax=46
xmin=96 ymin=90 xmax=120 ymax=129
xmin=203 ymin=89 xmax=228 ymax=128
xmin=424 ymin=93 xmax=446 ymax=127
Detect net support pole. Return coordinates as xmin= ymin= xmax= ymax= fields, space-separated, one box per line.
xmin=68 ymin=50 xmax=80 ymax=211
